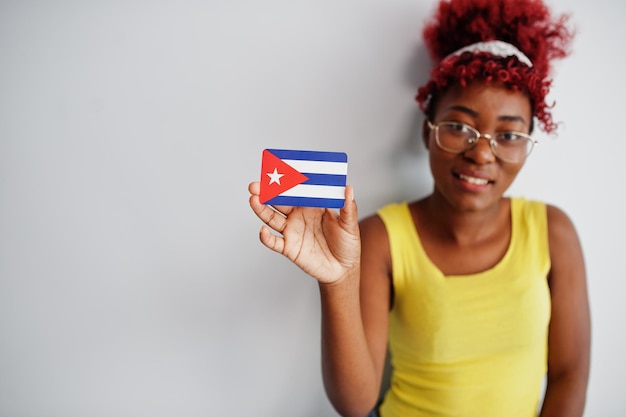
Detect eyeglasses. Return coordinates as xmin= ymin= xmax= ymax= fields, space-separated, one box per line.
xmin=427 ymin=120 xmax=537 ymax=163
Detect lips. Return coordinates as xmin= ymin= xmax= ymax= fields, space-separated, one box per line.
xmin=454 ymin=171 xmax=494 ymax=185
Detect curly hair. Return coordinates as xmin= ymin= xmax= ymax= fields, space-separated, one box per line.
xmin=416 ymin=0 xmax=574 ymax=133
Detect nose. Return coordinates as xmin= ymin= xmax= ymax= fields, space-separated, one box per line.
xmin=463 ymin=135 xmax=496 ymax=163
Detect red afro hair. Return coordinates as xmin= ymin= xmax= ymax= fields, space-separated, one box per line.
xmin=416 ymin=0 xmax=574 ymax=133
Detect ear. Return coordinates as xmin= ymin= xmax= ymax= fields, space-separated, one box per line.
xmin=422 ymin=119 xmax=432 ymax=150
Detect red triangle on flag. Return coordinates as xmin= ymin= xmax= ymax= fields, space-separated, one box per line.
xmin=259 ymin=149 xmax=309 ymax=204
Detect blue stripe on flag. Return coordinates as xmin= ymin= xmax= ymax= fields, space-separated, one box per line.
xmin=266 ymin=196 xmax=345 ymax=209
xmin=302 ymin=173 xmax=346 ymax=186
xmin=267 ymin=149 xmax=347 ymax=163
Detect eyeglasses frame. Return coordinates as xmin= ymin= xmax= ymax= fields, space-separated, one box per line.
xmin=427 ymin=120 xmax=538 ymax=163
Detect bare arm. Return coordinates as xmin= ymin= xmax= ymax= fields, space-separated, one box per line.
xmin=248 ymin=183 xmax=390 ymax=417
xmin=540 ymin=205 xmax=591 ymax=417
xmin=320 ymin=214 xmax=391 ymax=417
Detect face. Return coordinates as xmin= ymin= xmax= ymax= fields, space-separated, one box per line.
xmin=423 ymin=81 xmax=533 ymax=212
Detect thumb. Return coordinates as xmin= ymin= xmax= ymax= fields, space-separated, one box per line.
xmin=339 ymin=185 xmax=359 ymax=233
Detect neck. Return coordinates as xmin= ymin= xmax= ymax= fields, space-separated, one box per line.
xmin=421 ymin=193 xmax=507 ymax=246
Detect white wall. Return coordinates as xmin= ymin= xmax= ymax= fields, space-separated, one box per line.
xmin=0 ymin=1 xmax=623 ymax=416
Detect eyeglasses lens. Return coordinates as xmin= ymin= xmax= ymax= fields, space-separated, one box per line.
xmin=436 ymin=123 xmax=532 ymax=163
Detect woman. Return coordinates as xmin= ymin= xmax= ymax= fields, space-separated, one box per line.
xmin=248 ymin=0 xmax=590 ymax=416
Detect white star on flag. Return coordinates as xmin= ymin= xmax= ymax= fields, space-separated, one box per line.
xmin=266 ymin=168 xmax=284 ymax=185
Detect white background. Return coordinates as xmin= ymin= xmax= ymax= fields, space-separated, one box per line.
xmin=1 ymin=0 xmax=624 ymax=416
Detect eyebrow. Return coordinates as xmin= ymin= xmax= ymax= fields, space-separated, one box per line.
xmin=444 ymin=105 xmax=528 ymax=126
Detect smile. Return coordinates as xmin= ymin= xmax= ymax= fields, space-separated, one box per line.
xmin=457 ymin=173 xmax=492 ymax=185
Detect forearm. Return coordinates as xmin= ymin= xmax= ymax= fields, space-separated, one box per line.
xmin=541 ymin=206 xmax=591 ymax=417
xmin=319 ymin=269 xmax=381 ymax=417
xmin=539 ymin=372 xmax=589 ymax=417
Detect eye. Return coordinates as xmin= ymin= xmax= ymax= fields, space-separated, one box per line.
xmin=447 ymin=122 xmax=471 ymax=132
xmin=441 ymin=122 xmax=474 ymax=137
xmin=497 ymin=132 xmax=526 ymax=142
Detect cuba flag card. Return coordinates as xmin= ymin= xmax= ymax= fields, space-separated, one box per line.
xmin=259 ymin=148 xmax=348 ymax=208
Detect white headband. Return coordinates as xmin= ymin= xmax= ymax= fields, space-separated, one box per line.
xmin=444 ymin=40 xmax=533 ymax=67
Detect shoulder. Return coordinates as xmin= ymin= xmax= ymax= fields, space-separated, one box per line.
xmin=514 ymin=198 xmax=578 ymax=241
xmin=359 ymin=212 xmax=389 ymax=252
xmin=358 ymin=207 xmax=396 ymax=279
xmin=544 ymin=203 xmax=586 ymax=284
xmin=545 ymin=204 xmax=580 ymax=246
xmin=359 ymin=202 xmax=407 ymax=238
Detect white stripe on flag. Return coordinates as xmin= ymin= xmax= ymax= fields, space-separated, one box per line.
xmin=280 ymin=184 xmax=346 ymax=199
xmin=283 ymin=159 xmax=347 ymax=175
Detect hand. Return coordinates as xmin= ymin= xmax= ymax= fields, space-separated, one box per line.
xmin=248 ymin=182 xmax=361 ymax=284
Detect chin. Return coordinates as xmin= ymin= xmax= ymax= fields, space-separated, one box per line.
xmin=443 ymin=192 xmax=502 ymax=213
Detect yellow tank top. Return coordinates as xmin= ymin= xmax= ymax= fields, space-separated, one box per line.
xmin=377 ymin=198 xmax=551 ymax=417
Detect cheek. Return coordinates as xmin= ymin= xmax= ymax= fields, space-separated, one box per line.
xmin=504 ymin=161 xmax=525 ymax=176
xmin=428 ymin=141 xmax=456 ymax=162
xmin=498 ymin=162 xmax=526 ymax=187
xmin=428 ymin=147 xmax=455 ymax=177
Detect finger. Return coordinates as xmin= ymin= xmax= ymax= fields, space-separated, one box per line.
xmin=339 ymin=185 xmax=359 ymax=232
xmin=248 ymin=181 xmax=260 ymax=195
xmin=250 ymin=194 xmax=288 ymax=233
xmin=248 ymin=181 xmax=291 ymax=216
xmin=259 ymin=225 xmax=285 ymax=254
xmin=267 ymin=203 xmax=290 ymax=217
